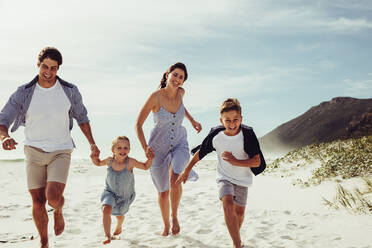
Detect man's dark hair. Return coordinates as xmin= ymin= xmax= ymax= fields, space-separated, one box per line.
xmin=38 ymin=47 xmax=63 ymax=67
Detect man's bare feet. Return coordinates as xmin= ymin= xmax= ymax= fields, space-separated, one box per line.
xmin=171 ymin=218 xmax=180 ymax=235
xmin=103 ymin=236 xmax=111 ymax=245
xmin=113 ymin=226 xmax=122 ymax=236
xmin=53 ymin=210 xmax=65 ymax=236
xmin=162 ymin=224 xmax=170 ymax=236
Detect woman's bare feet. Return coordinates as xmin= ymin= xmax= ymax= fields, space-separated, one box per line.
xmin=171 ymin=218 xmax=180 ymax=235
xmin=162 ymin=224 xmax=170 ymax=236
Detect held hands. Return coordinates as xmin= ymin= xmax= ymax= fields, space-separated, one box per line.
xmin=1 ymin=137 xmax=18 ymax=150
xmin=90 ymin=155 xmax=100 ymax=165
xmin=221 ymin=151 xmax=238 ymax=165
xmin=90 ymin=144 xmax=100 ymax=157
xmin=145 ymin=146 xmax=155 ymax=160
xmin=191 ymin=120 xmax=202 ymax=133
xmin=90 ymin=152 xmax=100 ymax=164
xmin=90 ymin=144 xmax=100 ymax=165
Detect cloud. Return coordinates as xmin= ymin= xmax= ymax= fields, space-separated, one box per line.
xmin=315 ymin=17 xmax=372 ymax=31
xmin=343 ymin=78 xmax=372 ymax=97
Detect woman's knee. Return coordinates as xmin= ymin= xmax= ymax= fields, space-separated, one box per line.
xmin=158 ymin=190 xmax=169 ymax=200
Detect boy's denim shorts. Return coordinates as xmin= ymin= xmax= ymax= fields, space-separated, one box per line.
xmin=218 ymin=180 xmax=248 ymax=206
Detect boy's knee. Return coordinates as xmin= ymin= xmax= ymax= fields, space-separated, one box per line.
xmin=102 ymin=205 xmax=112 ymax=215
xmin=222 ymin=196 xmax=234 ymax=212
xmin=235 ymin=207 xmax=245 ymax=218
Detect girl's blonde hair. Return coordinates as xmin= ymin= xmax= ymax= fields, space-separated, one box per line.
xmin=111 ymin=136 xmax=130 ymax=151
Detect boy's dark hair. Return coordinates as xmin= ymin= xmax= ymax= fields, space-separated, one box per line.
xmin=159 ymin=62 xmax=188 ymax=89
xmin=220 ymin=98 xmax=242 ymax=115
xmin=38 ymin=47 xmax=63 ymax=67
xmin=111 ymin=136 xmax=130 ymax=150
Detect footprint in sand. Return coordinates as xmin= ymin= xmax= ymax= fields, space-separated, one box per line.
xmin=280 ymin=235 xmax=293 ymax=240
xmin=255 ymin=231 xmax=271 ymax=240
xmin=65 ymin=228 xmax=82 ymax=234
xmin=196 ymin=228 xmax=212 ymax=235
xmin=286 ymin=223 xmax=298 ymax=230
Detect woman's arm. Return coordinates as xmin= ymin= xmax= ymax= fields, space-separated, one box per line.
xmin=135 ymin=92 xmax=157 ymax=151
xmin=184 ymin=107 xmax=202 ymax=133
xmin=180 ymin=88 xmax=202 ymax=133
xmin=133 ymin=145 xmax=155 ymax=170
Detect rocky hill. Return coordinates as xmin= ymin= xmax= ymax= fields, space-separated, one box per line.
xmin=259 ymin=97 xmax=372 ymax=153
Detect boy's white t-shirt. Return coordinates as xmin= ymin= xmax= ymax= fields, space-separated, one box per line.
xmin=24 ymin=80 xmax=73 ymax=152
xmin=212 ymin=130 xmax=253 ymax=187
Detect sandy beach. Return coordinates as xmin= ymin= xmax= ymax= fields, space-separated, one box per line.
xmin=0 ymin=158 xmax=371 ymax=248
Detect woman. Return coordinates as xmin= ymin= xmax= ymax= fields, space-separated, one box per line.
xmin=135 ymin=62 xmax=201 ymax=236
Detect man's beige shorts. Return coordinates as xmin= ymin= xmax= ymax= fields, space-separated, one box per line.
xmin=24 ymin=145 xmax=72 ymax=190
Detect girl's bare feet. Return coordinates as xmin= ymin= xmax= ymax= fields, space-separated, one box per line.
xmin=103 ymin=236 xmax=111 ymax=245
xmin=171 ymin=217 xmax=180 ymax=235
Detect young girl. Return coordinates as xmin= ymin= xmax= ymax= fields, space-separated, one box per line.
xmin=91 ymin=136 xmax=154 ymax=245
xmin=135 ymin=62 xmax=201 ymax=236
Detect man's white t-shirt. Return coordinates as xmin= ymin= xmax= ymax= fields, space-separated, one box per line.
xmin=24 ymin=80 xmax=73 ymax=152
xmin=212 ymin=130 xmax=253 ymax=187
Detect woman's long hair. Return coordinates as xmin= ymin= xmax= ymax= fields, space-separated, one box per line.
xmin=158 ymin=62 xmax=188 ymax=89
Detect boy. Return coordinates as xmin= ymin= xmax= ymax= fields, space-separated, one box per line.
xmin=176 ymin=98 xmax=266 ymax=248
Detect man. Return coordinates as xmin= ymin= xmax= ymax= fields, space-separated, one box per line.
xmin=0 ymin=47 xmax=100 ymax=248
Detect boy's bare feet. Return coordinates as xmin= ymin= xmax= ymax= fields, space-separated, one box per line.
xmin=171 ymin=218 xmax=180 ymax=235
xmin=162 ymin=224 xmax=170 ymax=236
xmin=53 ymin=210 xmax=65 ymax=236
xmin=40 ymin=239 xmax=49 ymax=248
xmin=103 ymin=236 xmax=111 ymax=245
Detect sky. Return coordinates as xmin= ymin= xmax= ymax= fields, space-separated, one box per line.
xmin=0 ymin=0 xmax=371 ymax=160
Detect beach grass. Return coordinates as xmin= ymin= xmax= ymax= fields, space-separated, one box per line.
xmin=322 ymin=177 xmax=372 ymax=214
xmin=266 ymin=136 xmax=372 ymax=185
